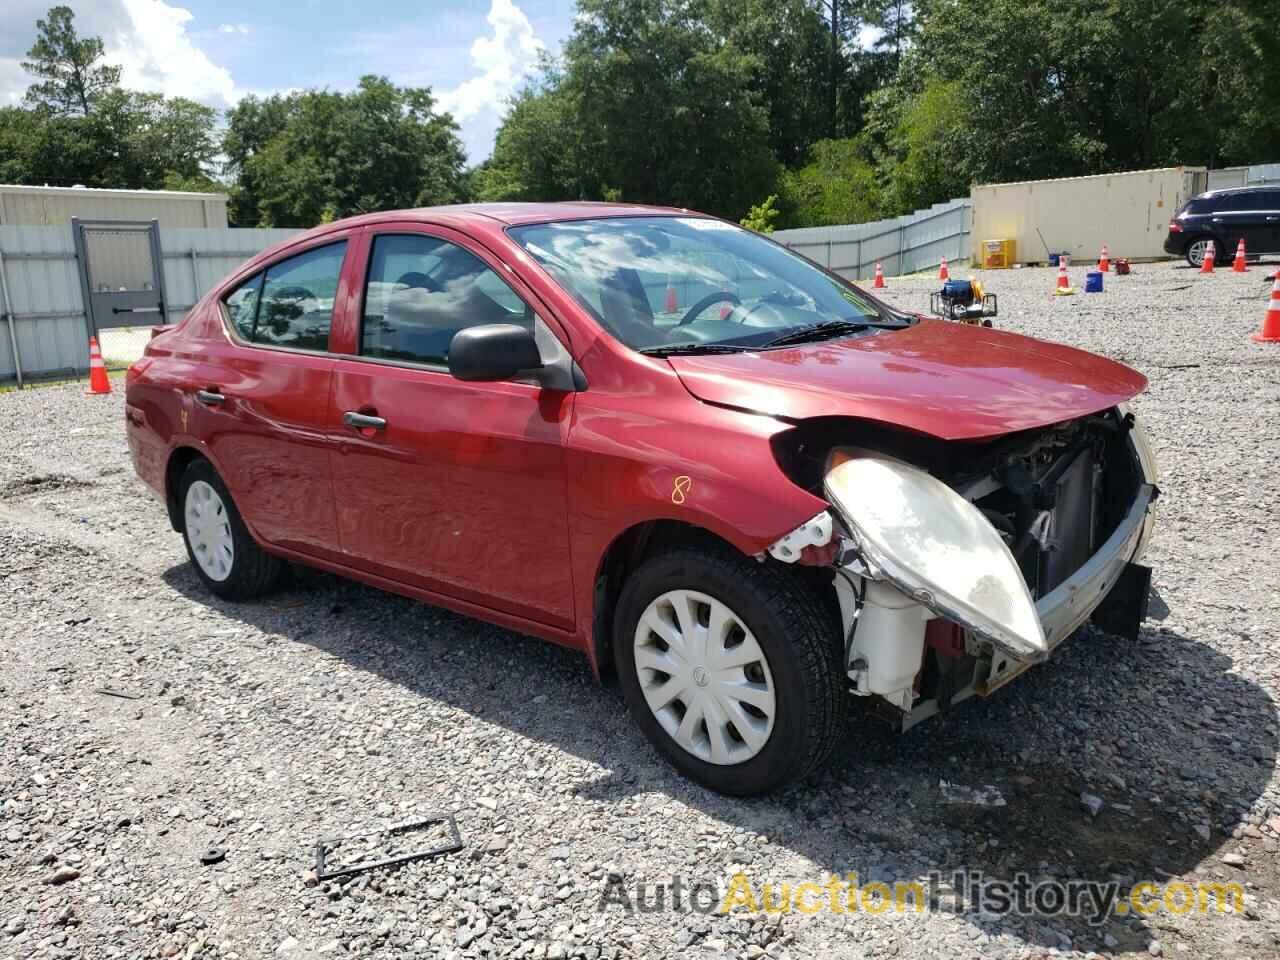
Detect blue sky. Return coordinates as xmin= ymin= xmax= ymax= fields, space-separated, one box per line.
xmin=0 ymin=0 xmax=577 ymax=164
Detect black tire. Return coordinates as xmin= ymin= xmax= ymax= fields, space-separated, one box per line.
xmin=1184 ymin=235 xmax=1217 ymax=268
xmin=177 ymin=458 xmax=283 ymax=601
xmin=613 ymin=543 xmax=847 ymax=796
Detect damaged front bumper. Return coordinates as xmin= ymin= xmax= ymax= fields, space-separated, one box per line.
xmin=765 ymin=411 xmax=1159 ymax=723
xmin=1037 ymin=480 xmax=1155 ymax=651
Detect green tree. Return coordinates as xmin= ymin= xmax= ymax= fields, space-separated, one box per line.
xmin=21 ymin=5 xmax=121 ymax=116
xmin=482 ymin=0 xmax=781 ymax=220
xmin=778 ymin=137 xmax=884 ymax=227
xmin=706 ymin=0 xmax=832 ymax=167
xmin=740 ymin=194 xmax=781 ymax=233
xmin=88 ymin=90 xmax=219 ymax=189
xmin=474 ymin=69 xmax=595 ymax=202
xmin=224 ymin=76 xmax=466 ymax=227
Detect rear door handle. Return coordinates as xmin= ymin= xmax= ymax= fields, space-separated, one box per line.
xmin=195 ymin=389 xmax=225 ymax=406
xmin=343 ymin=411 xmax=387 ymax=431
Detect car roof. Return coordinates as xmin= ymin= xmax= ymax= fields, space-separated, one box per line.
xmin=1199 ymin=185 xmax=1278 ymax=199
xmin=292 ymin=201 xmax=698 ymax=235
xmin=258 ymin=202 xmax=709 ymax=254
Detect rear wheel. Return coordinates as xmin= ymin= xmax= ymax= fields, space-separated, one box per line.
xmin=614 ymin=543 xmax=846 ymax=795
xmin=1185 ymin=236 xmax=1216 ymax=267
xmin=178 ymin=459 xmax=282 ymax=600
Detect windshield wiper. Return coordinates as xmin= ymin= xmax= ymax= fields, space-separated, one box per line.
xmin=761 ymin=318 xmax=872 ymax=348
xmin=639 ymin=342 xmax=754 ymax=358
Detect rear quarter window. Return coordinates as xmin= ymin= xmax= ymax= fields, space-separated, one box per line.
xmin=224 ymin=273 xmax=262 ymax=340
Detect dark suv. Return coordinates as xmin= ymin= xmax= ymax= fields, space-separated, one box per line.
xmin=1165 ymin=185 xmax=1280 ymax=266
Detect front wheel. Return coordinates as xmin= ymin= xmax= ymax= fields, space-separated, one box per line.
xmin=614 ymin=544 xmax=847 ymax=795
xmin=178 ymin=458 xmax=283 ymax=601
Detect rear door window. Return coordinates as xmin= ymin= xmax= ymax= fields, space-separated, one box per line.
xmin=256 ymin=242 xmax=348 ymax=351
xmin=1221 ymin=194 xmax=1258 ymax=212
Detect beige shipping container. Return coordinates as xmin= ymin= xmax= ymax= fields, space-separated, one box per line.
xmin=0 ymin=184 xmax=227 ymax=228
xmin=969 ymin=166 xmax=1208 ymax=264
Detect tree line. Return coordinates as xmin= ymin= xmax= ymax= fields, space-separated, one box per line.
xmin=3 ymin=2 xmax=1278 ymax=231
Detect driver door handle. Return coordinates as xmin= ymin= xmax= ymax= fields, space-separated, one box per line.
xmin=195 ymin=389 xmax=225 ymax=406
xmin=343 ymin=411 xmax=387 ymax=431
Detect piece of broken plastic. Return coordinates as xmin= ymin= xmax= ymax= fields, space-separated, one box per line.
xmin=939 ymin=779 xmax=1007 ymax=808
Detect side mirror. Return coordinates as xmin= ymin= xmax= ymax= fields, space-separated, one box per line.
xmin=448 ymin=323 xmax=543 ymax=382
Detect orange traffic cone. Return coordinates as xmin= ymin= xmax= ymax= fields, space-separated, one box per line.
xmin=873 ymin=261 xmax=885 ymax=289
xmin=1056 ymin=261 xmax=1070 ymax=290
xmin=1254 ymin=273 xmax=1280 ymax=343
xmin=663 ymin=277 xmax=678 ymax=313
xmin=1232 ymin=238 xmax=1247 ymax=273
xmin=1200 ymin=241 xmax=1215 ymax=274
xmin=938 ymin=257 xmax=949 ymax=281
xmin=86 ymin=337 xmax=112 ymax=395
xmin=1098 ymin=244 xmax=1110 ymax=272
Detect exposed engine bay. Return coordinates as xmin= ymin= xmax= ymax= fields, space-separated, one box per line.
xmin=767 ymin=406 xmax=1156 ymax=729
xmin=950 ymin=411 xmax=1143 ymax=601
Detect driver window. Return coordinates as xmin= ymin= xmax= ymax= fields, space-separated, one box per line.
xmin=361 ymin=233 xmax=533 ymax=366
xmin=254 ymin=242 xmax=348 ymax=351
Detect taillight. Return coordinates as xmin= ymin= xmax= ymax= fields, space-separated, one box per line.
xmin=1168 ymin=220 xmax=1183 ymax=233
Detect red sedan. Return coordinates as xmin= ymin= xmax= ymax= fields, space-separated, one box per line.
xmin=126 ymin=203 xmax=1158 ymax=795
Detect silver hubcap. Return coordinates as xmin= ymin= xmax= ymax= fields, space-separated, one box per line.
xmin=184 ymin=480 xmax=234 ymax=582
xmin=1189 ymin=239 xmax=1212 ymax=265
xmin=633 ymin=589 xmax=776 ymax=766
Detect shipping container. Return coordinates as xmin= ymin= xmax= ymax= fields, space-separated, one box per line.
xmin=0 ymin=184 xmax=228 ymax=229
xmin=969 ymin=167 xmax=1208 ymax=263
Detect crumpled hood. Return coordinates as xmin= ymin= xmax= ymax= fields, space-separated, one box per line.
xmin=667 ymin=319 xmax=1146 ymax=440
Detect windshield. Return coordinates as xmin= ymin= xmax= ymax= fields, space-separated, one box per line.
xmin=508 ymin=216 xmax=898 ymax=353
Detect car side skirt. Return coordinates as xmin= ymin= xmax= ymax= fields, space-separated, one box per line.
xmin=257 ymin=541 xmax=587 ymax=654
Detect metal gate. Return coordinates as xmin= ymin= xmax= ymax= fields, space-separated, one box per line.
xmin=71 ymin=218 xmax=169 ymax=336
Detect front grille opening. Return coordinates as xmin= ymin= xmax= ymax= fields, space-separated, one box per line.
xmin=967 ymin=411 xmax=1142 ymax=600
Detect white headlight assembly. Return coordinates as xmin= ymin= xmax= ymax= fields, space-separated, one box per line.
xmin=824 ymin=455 xmax=1048 ymax=661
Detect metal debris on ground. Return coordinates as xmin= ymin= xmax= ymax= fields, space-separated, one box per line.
xmin=199 ymin=846 xmax=226 ymax=866
xmin=95 ymin=687 xmax=142 ymax=700
xmin=939 ymin=780 xmax=1007 ymax=808
xmin=314 ymin=814 xmax=463 ymax=881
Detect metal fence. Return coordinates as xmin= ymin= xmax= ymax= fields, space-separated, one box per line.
xmin=772 ymin=198 xmax=972 ymax=281
xmin=0 ymin=224 xmax=299 ymax=385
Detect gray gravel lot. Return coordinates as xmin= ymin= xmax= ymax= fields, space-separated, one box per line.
xmin=2 ymin=259 xmax=1279 ymax=960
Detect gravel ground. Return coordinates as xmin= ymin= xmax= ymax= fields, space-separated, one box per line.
xmin=2 ymin=259 xmax=1279 ymax=960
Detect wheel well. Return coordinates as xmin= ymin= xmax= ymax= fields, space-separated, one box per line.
xmin=589 ymin=520 xmax=840 ymax=679
xmin=164 ymin=446 xmax=205 ymax=532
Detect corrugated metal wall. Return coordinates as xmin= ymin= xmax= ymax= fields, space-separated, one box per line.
xmin=0 ymin=185 xmax=228 ymax=228
xmin=772 ymin=199 xmax=972 ymax=280
xmin=0 ymin=225 xmax=86 ymax=382
xmin=162 ymin=228 xmax=301 ymax=318
xmin=0 ymin=225 xmax=299 ymax=384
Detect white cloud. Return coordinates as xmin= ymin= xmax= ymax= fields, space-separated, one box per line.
xmin=436 ymin=0 xmax=544 ymax=123
xmin=217 ymin=23 xmax=250 ymax=35
xmin=105 ymin=0 xmax=237 ymax=106
xmin=0 ymin=0 xmax=237 ymax=109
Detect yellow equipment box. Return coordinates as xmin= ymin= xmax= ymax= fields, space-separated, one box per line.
xmin=982 ymin=238 xmax=1015 ymax=269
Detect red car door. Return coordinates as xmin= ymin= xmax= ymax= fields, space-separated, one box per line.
xmin=326 ymin=224 xmax=576 ymax=629
xmin=195 ymin=234 xmax=354 ymax=560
